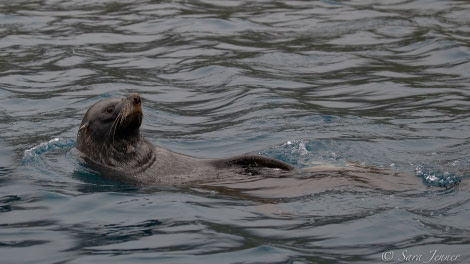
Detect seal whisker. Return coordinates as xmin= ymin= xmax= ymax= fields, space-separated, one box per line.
xmin=109 ymin=100 xmax=133 ymax=145
xmin=109 ymin=108 xmax=125 ymax=145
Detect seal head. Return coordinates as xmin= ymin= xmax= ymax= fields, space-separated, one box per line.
xmin=77 ymin=93 xmax=155 ymax=176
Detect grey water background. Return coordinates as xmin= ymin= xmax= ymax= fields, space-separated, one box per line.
xmin=1 ymin=0 xmax=470 ymax=263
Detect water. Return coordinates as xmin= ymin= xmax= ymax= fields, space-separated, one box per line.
xmin=1 ymin=0 xmax=470 ymax=263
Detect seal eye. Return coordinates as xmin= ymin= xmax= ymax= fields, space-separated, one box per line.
xmin=105 ymin=107 xmax=114 ymax=114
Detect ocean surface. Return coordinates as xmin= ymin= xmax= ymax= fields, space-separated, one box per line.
xmin=1 ymin=0 xmax=470 ymax=263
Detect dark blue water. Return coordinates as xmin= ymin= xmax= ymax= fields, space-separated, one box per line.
xmin=1 ymin=1 xmax=470 ymax=263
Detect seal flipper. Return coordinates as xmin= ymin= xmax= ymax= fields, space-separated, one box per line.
xmin=212 ymin=154 xmax=295 ymax=172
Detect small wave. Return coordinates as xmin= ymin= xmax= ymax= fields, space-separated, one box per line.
xmin=259 ymin=140 xmax=327 ymax=168
xmin=22 ymin=137 xmax=76 ymax=164
xmin=415 ymin=164 xmax=462 ymax=188
xmin=21 ymin=137 xmax=130 ymax=191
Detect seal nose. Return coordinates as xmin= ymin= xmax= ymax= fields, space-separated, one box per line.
xmin=130 ymin=93 xmax=141 ymax=105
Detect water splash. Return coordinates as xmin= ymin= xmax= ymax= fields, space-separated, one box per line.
xmin=415 ymin=164 xmax=462 ymax=188
xmin=263 ymin=140 xmax=467 ymax=188
xmin=22 ymin=137 xmax=76 ymax=164
xmin=259 ymin=140 xmax=340 ymax=168
xmin=21 ymin=137 xmax=131 ymax=190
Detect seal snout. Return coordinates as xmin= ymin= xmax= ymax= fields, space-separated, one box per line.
xmin=124 ymin=93 xmax=143 ymax=117
xmin=119 ymin=93 xmax=143 ymax=131
xmin=130 ymin=93 xmax=141 ymax=106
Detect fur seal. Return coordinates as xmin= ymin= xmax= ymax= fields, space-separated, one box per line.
xmin=77 ymin=93 xmax=295 ymax=186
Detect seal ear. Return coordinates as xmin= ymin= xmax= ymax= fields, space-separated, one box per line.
xmin=79 ymin=122 xmax=88 ymax=133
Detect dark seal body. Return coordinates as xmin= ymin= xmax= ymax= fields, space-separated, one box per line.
xmin=77 ymin=93 xmax=294 ymax=186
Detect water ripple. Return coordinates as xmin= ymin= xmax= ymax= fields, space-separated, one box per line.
xmin=1 ymin=0 xmax=470 ymax=263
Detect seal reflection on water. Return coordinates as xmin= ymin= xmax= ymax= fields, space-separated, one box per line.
xmin=77 ymin=93 xmax=295 ymax=186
